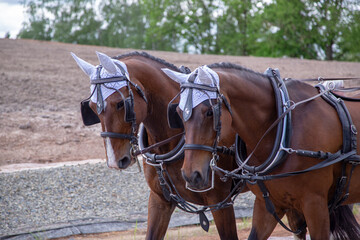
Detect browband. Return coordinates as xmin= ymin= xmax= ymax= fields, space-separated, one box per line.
xmin=90 ymin=76 xmax=127 ymax=84
xmin=180 ymin=82 xmax=218 ymax=92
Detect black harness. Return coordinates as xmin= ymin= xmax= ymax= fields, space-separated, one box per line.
xmin=235 ymin=68 xmax=292 ymax=175
xmin=212 ymin=69 xmax=360 ymax=234
xmin=173 ymin=67 xmax=360 ymax=234
xmin=80 ymin=63 xmax=238 ymax=232
xmin=167 ymin=70 xmax=233 ymax=191
xmin=80 ymin=63 xmax=147 ymax=155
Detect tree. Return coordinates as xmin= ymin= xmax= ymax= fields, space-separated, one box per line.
xmin=309 ymin=0 xmax=345 ymax=60
xmin=18 ymin=0 xmax=52 ymax=40
xmin=99 ymin=0 xmax=146 ymax=49
xmin=310 ymin=0 xmax=360 ymax=61
xmin=52 ymin=0 xmax=101 ymax=45
xmin=216 ymin=0 xmax=259 ymax=55
xmin=179 ymin=0 xmax=218 ymax=54
xmin=18 ymin=0 xmax=101 ymax=45
xmin=252 ymin=0 xmax=318 ymax=59
xmin=339 ymin=5 xmax=360 ymax=61
xmin=141 ymin=0 xmax=184 ymax=51
xmin=17 ymin=0 xmax=360 ymax=61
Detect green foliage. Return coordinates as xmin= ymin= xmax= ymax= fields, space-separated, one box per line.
xmin=252 ymin=0 xmax=318 ymax=59
xmin=18 ymin=0 xmax=101 ymax=45
xmin=323 ymin=0 xmax=360 ymax=61
xmin=340 ymin=9 xmax=360 ymax=61
xmin=18 ymin=0 xmax=52 ymax=40
xmin=141 ymin=0 xmax=183 ymax=51
xmin=216 ymin=0 xmax=261 ymax=56
xmin=17 ymin=0 xmax=360 ymax=61
xmin=99 ymin=0 xmax=146 ymax=49
xmin=180 ymin=0 xmax=219 ymax=54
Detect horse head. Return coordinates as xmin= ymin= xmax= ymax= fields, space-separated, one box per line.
xmin=163 ymin=66 xmax=233 ymax=191
xmin=72 ymin=52 xmax=147 ymax=170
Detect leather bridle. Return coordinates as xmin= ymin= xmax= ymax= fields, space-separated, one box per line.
xmin=82 ymin=63 xmax=147 ymax=159
xmin=170 ymin=71 xmax=232 ymax=192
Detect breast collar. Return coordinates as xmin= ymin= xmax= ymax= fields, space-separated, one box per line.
xmin=235 ymin=68 xmax=292 ymax=175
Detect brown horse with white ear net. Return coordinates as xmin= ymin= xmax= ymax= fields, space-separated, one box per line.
xmin=72 ymin=51 xmax=240 ymax=239
xmin=163 ymin=63 xmax=360 ymax=240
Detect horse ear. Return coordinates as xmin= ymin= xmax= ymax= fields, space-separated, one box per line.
xmin=96 ymin=51 xmax=118 ymax=75
xmin=71 ymin=52 xmax=96 ymax=77
xmin=161 ymin=68 xmax=188 ymax=84
xmin=197 ymin=66 xmax=214 ymax=85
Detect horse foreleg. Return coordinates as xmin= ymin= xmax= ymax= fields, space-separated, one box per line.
xmin=302 ymin=196 xmax=330 ymax=240
xmin=286 ymin=209 xmax=307 ymax=240
xmin=145 ymin=190 xmax=176 ymax=240
xmin=248 ymin=197 xmax=284 ymax=240
xmin=211 ymin=204 xmax=238 ymax=240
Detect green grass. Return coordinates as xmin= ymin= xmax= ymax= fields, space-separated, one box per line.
xmin=238 ymin=217 xmax=251 ymax=231
xmin=133 ymin=220 xmax=138 ymax=240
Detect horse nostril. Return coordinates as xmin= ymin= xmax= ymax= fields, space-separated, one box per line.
xmin=181 ymin=169 xmax=191 ymax=183
xmin=191 ymin=171 xmax=203 ymax=187
xmin=118 ymin=156 xmax=131 ymax=169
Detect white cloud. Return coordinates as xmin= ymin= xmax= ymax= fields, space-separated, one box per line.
xmin=0 ymin=2 xmax=26 ymax=38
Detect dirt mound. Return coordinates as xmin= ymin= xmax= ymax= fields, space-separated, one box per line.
xmin=1 ymin=38 xmax=360 ymax=167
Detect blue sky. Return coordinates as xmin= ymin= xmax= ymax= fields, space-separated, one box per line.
xmin=0 ymin=0 xmax=26 ymax=38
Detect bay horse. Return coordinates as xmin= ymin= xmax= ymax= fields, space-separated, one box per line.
xmin=71 ymin=52 xmax=240 ymax=239
xmin=163 ymin=64 xmax=360 ymax=239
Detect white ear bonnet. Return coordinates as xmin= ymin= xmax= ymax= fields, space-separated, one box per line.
xmin=71 ymin=51 xmax=130 ymax=103
xmin=162 ymin=65 xmax=219 ymax=111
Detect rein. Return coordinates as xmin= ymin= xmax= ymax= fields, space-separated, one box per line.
xmin=220 ymin=80 xmax=360 ymax=181
xmin=151 ymin=159 xmax=247 ymax=231
xmin=196 ymin=69 xmax=360 ymax=235
xmin=286 ymin=77 xmax=360 ymax=82
xmin=134 ymin=130 xmax=184 ymax=156
xmin=219 ymin=75 xmax=359 ymax=235
xmin=138 ymin=123 xmax=237 ymax=232
xmin=226 ymin=88 xmax=328 ymax=176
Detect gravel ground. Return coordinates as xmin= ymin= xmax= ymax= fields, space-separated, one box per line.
xmin=0 ymin=160 xmax=255 ymax=239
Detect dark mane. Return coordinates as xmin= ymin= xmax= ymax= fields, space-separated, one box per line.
xmin=207 ymin=62 xmax=267 ymax=80
xmin=114 ymin=51 xmax=180 ymax=71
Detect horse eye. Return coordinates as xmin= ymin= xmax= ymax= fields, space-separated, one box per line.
xmin=206 ymin=108 xmax=213 ymax=117
xmin=117 ymin=101 xmax=124 ymax=110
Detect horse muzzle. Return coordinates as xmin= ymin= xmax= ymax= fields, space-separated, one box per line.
xmin=181 ymin=167 xmax=214 ymax=192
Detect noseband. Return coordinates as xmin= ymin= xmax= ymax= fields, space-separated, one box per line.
xmin=81 ymin=63 xmax=147 ymax=157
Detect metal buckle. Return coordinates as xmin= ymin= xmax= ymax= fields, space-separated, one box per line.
xmin=318 ymin=77 xmax=324 ymax=84
xmin=144 ymin=157 xmax=161 ymax=167
xmin=351 ymin=125 xmax=358 ymax=135
xmin=280 ymin=146 xmax=295 ymax=154
xmin=285 ymin=100 xmax=295 ymax=110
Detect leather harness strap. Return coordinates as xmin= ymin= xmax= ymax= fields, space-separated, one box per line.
xmin=210 ymin=70 xmax=360 ymax=235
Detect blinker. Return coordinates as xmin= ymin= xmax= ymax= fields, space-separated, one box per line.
xmin=167 ymin=103 xmax=183 ymax=129
xmin=80 ymin=100 xmax=100 ymax=126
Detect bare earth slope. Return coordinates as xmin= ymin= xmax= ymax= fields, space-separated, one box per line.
xmin=1 ymin=39 xmax=360 ymax=167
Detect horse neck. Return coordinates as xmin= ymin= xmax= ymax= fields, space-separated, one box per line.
xmin=125 ymin=58 xmax=182 ymax=148
xmin=220 ymin=70 xmax=278 ymax=161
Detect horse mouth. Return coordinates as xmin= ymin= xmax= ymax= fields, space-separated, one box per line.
xmin=182 ymin=167 xmax=211 ymax=191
